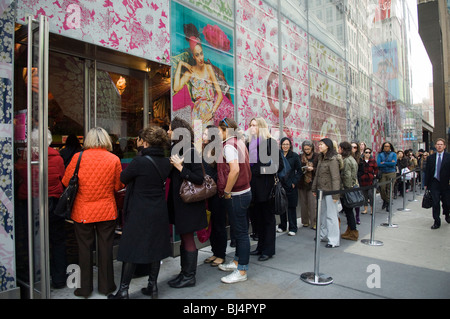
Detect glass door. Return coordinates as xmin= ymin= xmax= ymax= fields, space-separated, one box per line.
xmin=14 ymin=15 xmax=50 ymax=299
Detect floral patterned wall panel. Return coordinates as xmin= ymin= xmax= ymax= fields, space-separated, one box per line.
xmin=308 ymin=36 xmax=347 ymax=145
xmin=309 ymin=36 xmax=346 ymax=86
xmin=309 ymin=69 xmax=347 ymax=144
xmin=180 ymin=0 xmax=234 ymax=24
xmin=309 ymin=93 xmax=347 ymax=145
xmin=347 ymin=87 xmax=360 ymax=142
xmin=16 ymin=0 xmax=170 ymax=63
xmin=0 ymin=2 xmax=16 ymax=292
xmin=370 ymin=103 xmax=386 ymax=155
xmin=280 ymin=16 xmax=309 ymax=154
xmin=236 ymin=0 xmax=280 ymax=131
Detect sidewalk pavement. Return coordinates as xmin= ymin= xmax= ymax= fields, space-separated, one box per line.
xmin=53 ymin=190 xmax=450 ymax=300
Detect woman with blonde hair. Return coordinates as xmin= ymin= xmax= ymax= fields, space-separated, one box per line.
xmin=247 ymin=117 xmax=283 ymax=261
xmin=62 ymin=127 xmax=123 ymax=298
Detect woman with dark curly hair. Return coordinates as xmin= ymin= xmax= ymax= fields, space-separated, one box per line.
xmin=108 ymin=126 xmax=171 ymax=299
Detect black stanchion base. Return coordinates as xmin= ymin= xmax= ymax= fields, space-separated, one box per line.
xmin=300 ymin=272 xmax=333 ymax=286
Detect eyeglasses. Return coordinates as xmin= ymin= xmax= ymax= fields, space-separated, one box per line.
xmin=365 ymin=151 xmax=371 ymax=154
xmin=222 ymin=117 xmax=229 ymax=128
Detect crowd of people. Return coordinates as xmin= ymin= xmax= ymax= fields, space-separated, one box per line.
xmin=38 ymin=119 xmax=449 ymax=299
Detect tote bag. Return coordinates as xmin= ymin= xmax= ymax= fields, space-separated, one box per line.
xmin=341 ymin=186 xmax=365 ymax=209
xmin=270 ymin=175 xmax=288 ymax=215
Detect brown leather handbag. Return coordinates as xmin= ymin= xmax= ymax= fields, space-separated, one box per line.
xmin=179 ymin=164 xmax=217 ymax=203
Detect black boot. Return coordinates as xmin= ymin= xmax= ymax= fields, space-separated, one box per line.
xmin=168 ymin=250 xmax=198 ymax=288
xmin=107 ymin=262 xmax=136 ymax=299
xmin=168 ymin=246 xmax=185 ymax=286
xmin=141 ymin=261 xmax=160 ymax=298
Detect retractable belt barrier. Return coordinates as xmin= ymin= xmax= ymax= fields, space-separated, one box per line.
xmin=300 ymin=167 xmax=423 ymax=286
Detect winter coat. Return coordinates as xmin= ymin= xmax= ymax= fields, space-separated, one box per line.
xmin=62 ymin=148 xmax=123 ymax=223
xmin=397 ymin=157 xmax=409 ymax=174
xmin=312 ymin=152 xmax=341 ymax=200
xmin=248 ymin=137 xmax=284 ymax=203
xmin=168 ymin=144 xmax=207 ymax=234
xmin=298 ymin=152 xmax=319 ymax=190
xmin=341 ymin=155 xmax=358 ymax=189
xmin=280 ymin=150 xmax=302 ymax=193
xmin=16 ymin=147 xmax=65 ymax=200
xmin=117 ymin=147 xmax=171 ymax=264
xmin=358 ymin=158 xmax=379 ymax=187
xmin=377 ymin=151 xmax=397 ymax=174
xmin=48 ymin=147 xmax=66 ymax=198
xmin=280 ymin=150 xmax=302 ymax=208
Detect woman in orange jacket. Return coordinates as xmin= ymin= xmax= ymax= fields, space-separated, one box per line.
xmin=62 ymin=127 xmax=123 ymax=298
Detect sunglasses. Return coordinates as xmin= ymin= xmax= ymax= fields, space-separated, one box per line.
xmin=222 ymin=117 xmax=229 ymax=128
xmin=365 ymin=151 xmax=371 ymax=154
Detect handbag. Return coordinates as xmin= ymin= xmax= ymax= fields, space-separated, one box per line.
xmin=422 ymin=189 xmax=433 ymax=209
xmin=196 ymin=209 xmax=212 ymax=243
xmin=179 ymin=163 xmax=217 ymax=203
xmin=54 ymin=151 xmax=83 ymax=219
xmin=401 ymin=167 xmax=412 ymax=180
xmin=341 ymin=186 xmax=365 ymax=208
xmin=270 ymin=175 xmax=288 ymax=215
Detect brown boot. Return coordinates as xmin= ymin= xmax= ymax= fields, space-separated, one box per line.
xmin=341 ymin=226 xmax=350 ymax=237
xmin=342 ymin=229 xmax=359 ymax=241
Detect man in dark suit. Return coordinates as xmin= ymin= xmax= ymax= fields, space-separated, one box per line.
xmin=425 ymin=138 xmax=450 ymax=229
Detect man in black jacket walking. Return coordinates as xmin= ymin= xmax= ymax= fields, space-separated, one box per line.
xmin=425 ymin=138 xmax=450 ymax=229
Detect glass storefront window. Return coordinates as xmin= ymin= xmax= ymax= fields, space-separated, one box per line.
xmin=95 ymin=67 xmax=145 ymax=161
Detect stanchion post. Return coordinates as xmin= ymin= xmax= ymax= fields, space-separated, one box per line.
xmin=381 ymin=178 xmax=398 ymax=228
xmin=418 ymin=169 xmax=423 ymax=196
xmin=300 ymin=190 xmax=333 ymax=285
xmin=398 ymin=173 xmax=411 ymax=211
xmin=409 ymin=170 xmax=418 ymax=202
xmin=362 ymin=186 xmax=384 ymax=246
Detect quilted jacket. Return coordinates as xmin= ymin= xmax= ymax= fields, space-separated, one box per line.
xmin=62 ymin=148 xmax=123 ymax=223
xmin=16 ymin=147 xmax=65 ymax=200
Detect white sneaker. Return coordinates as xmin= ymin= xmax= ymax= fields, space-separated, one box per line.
xmin=288 ymin=231 xmax=296 ymax=236
xmin=276 ymin=227 xmax=285 ymax=233
xmin=221 ymin=269 xmax=247 ymax=284
xmin=218 ymin=261 xmax=237 ymax=272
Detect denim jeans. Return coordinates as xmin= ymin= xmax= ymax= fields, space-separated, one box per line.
xmin=225 ymin=190 xmax=252 ymax=271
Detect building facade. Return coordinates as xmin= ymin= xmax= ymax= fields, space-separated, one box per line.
xmin=418 ymin=0 xmax=450 ymax=144
xmin=0 ymin=0 xmax=428 ymax=298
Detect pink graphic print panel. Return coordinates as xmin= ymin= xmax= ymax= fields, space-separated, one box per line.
xmin=16 ymin=0 xmax=170 ymax=63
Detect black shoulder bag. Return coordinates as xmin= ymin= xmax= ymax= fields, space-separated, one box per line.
xmin=54 ymin=151 xmax=83 ymax=220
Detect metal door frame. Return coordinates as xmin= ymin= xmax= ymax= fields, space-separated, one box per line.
xmin=25 ymin=14 xmax=50 ymax=299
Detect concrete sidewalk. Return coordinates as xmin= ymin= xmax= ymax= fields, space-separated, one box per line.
xmin=53 ymin=190 xmax=450 ymax=300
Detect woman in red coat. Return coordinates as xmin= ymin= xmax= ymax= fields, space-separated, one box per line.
xmin=62 ymin=127 xmax=123 ymax=298
xmin=358 ymin=147 xmax=379 ymax=214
